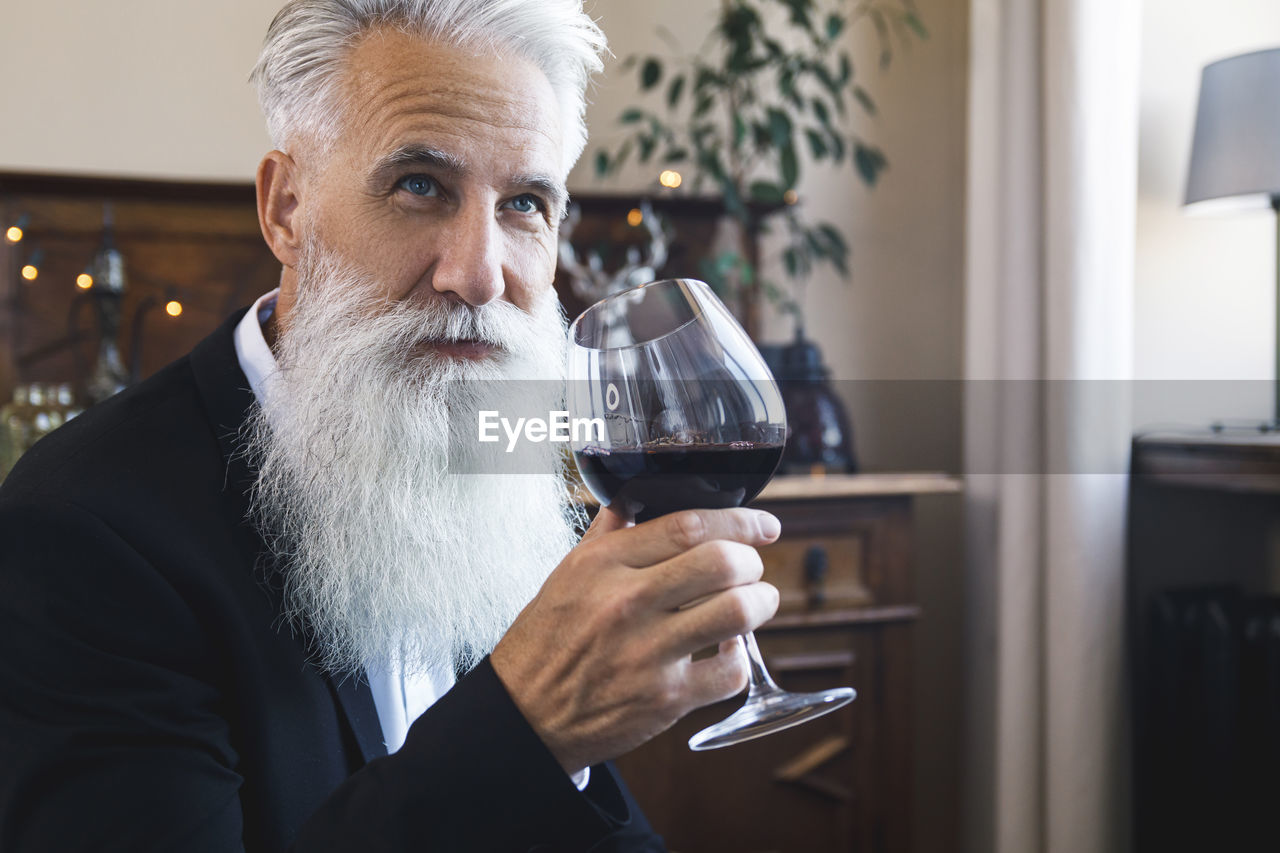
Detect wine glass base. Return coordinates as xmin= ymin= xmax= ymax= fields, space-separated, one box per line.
xmin=688 ymin=686 xmax=856 ymax=751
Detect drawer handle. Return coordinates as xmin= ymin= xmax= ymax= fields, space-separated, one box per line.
xmin=773 ymin=735 xmax=854 ymax=803
xmin=803 ymin=545 xmax=829 ymax=609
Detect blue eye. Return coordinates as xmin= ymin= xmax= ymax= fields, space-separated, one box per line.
xmin=398 ymin=175 xmax=438 ymax=196
xmin=507 ymin=194 xmax=542 ymax=214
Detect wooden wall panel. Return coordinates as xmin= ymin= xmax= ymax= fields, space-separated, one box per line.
xmin=0 ymin=172 xmax=734 ymax=409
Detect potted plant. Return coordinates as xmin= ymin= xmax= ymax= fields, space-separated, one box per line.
xmin=593 ymin=0 xmax=926 ymax=338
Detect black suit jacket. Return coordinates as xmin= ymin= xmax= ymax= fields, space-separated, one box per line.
xmin=0 ymin=310 xmax=663 ymax=852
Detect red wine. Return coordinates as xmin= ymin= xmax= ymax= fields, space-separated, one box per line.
xmin=574 ymin=443 xmax=784 ymax=523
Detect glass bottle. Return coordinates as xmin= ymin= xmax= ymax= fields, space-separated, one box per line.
xmin=1 ymin=385 xmax=32 ymax=479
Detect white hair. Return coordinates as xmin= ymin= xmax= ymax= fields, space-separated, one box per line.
xmin=250 ymin=0 xmax=607 ymax=174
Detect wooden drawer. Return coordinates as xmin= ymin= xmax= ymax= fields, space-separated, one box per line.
xmin=760 ymin=533 xmax=874 ymax=613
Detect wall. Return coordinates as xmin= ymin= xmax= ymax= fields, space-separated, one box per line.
xmin=0 ymin=0 xmax=278 ymax=181
xmin=1134 ymin=0 xmax=1280 ymax=425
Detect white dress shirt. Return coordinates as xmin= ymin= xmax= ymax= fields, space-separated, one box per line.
xmin=233 ymin=292 xmax=587 ymax=787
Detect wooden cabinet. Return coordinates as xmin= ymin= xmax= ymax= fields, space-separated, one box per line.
xmin=614 ymin=473 xmax=960 ymax=853
xmin=1128 ymin=433 xmax=1280 ymax=853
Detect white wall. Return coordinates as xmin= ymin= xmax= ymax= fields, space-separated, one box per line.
xmin=1134 ymin=0 xmax=1280 ymax=423
xmin=0 ymin=0 xmax=278 ymax=181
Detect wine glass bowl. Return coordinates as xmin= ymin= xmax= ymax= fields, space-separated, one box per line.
xmin=567 ymin=278 xmax=855 ymax=750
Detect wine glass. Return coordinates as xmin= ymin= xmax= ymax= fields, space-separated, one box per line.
xmin=567 ymin=278 xmax=855 ymax=750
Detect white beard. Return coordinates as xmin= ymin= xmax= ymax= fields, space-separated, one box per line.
xmin=244 ymin=241 xmax=581 ymax=678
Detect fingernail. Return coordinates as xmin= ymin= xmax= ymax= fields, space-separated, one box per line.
xmin=756 ymin=512 xmax=781 ymax=540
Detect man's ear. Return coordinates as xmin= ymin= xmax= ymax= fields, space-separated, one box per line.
xmin=256 ymin=150 xmax=304 ymax=268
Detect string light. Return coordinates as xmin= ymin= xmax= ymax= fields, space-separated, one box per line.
xmin=165 ymin=300 xmax=183 ymax=317
xmin=783 ymin=190 xmax=799 ymax=205
xmin=19 ymin=248 xmax=42 ymax=281
xmin=76 ymin=273 xmax=94 ymax=290
xmin=5 ymin=214 xmax=29 ymax=243
xmin=658 ymin=170 xmax=683 ymax=189
xmin=626 ymin=207 xmax=644 ymax=227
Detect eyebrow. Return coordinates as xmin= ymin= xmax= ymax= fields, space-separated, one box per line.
xmin=510 ymin=173 xmax=569 ymax=220
xmin=367 ymin=144 xmax=466 ymax=191
xmin=368 ymin=144 xmax=569 ymax=218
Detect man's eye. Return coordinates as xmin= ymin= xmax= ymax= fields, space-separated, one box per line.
xmin=506 ymin=194 xmax=543 ymax=214
xmin=397 ymin=175 xmax=438 ymax=196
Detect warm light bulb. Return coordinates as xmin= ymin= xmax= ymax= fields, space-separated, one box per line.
xmin=5 ymin=226 xmax=22 ymax=243
xmin=21 ymin=264 xmax=38 ymax=281
xmin=626 ymin=207 xmax=644 ymax=227
xmin=76 ymin=273 xmax=94 ymax=290
xmin=659 ymin=170 xmax=683 ymax=189
xmin=783 ymin=190 xmax=799 ymax=205
xmin=165 ymin=300 xmax=184 ymax=317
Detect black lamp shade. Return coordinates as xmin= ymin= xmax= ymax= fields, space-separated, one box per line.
xmin=1185 ymin=47 xmax=1280 ymax=210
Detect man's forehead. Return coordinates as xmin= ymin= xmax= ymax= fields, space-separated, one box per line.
xmin=336 ymin=28 xmax=565 ymax=174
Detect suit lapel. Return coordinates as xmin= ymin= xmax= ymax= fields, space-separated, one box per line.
xmin=187 ymin=308 xmax=389 ymax=767
xmin=330 ymin=675 xmax=389 ymax=763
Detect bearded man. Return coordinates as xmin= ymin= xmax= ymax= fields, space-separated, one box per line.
xmin=0 ymin=1 xmax=782 ymax=851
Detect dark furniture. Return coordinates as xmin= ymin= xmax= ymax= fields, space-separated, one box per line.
xmin=1129 ymin=432 xmax=1280 ymax=853
xmin=614 ymin=473 xmax=960 ymax=853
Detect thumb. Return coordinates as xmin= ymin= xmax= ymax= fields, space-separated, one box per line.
xmin=579 ymin=505 xmax=631 ymax=544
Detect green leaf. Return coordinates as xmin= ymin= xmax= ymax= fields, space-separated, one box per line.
xmin=749 ymin=181 xmax=785 ymax=203
xmin=811 ymin=98 xmax=831 ymax=127
xmin=694 ymin=94 xmax=715 ymax=118
xmin=779 ymin=0 xmax=814 ymax=33
xmin=828 ymin=131 xmax=845 ymax=161
xmin=780 ymin=143 xmax=799 ymax=189
xmin=733 ymin=112 xmax=747 ymax=149
xmin=667 ymin=75 xmax=685 ymax=109
xmin=641 ymin=58 xmax=662 ymax=90
xmin=812 ymin=61 xmax=840 ymax=102
xmin=838 ymin=53 xmax=852 ymax=85
xmin=904 ymin=12 xmax=929 ymax=39
xmin=594 ymin=150 xmax=609 ymax=176
xmin=751 ymin=122 xmax=771 ymax=148
xmin=854 ymin=86 xmax=877 ymax=116
xmin=614 ymin=140 xmax=634 ymax=171
xmin=854 ymin=143 xmax=888 ymax=186
xmin=805 ymin=129 xmax=828 ymax=160
xmin=620 ymin=108 xmax=644 ymax=124
xmin=638 ymin=134 xmax=658 ymax=163
xmin=818 ymin=224 xmax=850 ymax=275
xmin=766 ymin=108 xmax=793 ymax=149
xmin=694 ymin=66 xmax=722 ymax=93
xmin=825 ymin=13 xmax=844 ymax=41
xmin=664 ymin=148 xmax=689 ymax=163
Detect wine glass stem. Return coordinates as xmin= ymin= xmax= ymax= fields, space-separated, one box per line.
xmin=740 ymin=631 xmax=782 ymax=699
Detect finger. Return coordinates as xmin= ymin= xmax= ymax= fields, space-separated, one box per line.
xmin=651 ymin=540 xmax=764 ymax=612
xmin=683 ymin=638 xmax=749 ymax=711
xmin=579 ymin=505 xmax=632 ymax=545
xmin=664 ymin=581 xmax=780 ymax=659
xmin=608 ymin=508 xmax=781 ymax=568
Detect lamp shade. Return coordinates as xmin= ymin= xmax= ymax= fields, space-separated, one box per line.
xmin=1185 ymin=47 xmax=1280 ymax=210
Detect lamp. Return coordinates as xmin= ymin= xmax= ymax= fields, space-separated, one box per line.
xmin=1185 ymin=47 xmax=1280 ymax=420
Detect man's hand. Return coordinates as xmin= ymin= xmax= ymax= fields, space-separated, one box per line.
xmin=490 ymin=507 xmax=782 ymax=775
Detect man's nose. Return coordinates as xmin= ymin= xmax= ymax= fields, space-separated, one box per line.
xmin=430 ymin=206 xmax=505 ymax=306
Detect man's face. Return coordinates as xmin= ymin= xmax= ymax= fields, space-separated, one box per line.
xmin=282 ymin=29 xmax=567 ymax=358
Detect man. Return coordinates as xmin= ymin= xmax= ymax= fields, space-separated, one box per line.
xmin=0 ymin=1 xmax=782 ymax=851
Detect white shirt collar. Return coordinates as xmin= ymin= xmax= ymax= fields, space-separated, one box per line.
xmin=233 ymin=289 xmax=281 ymax=409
